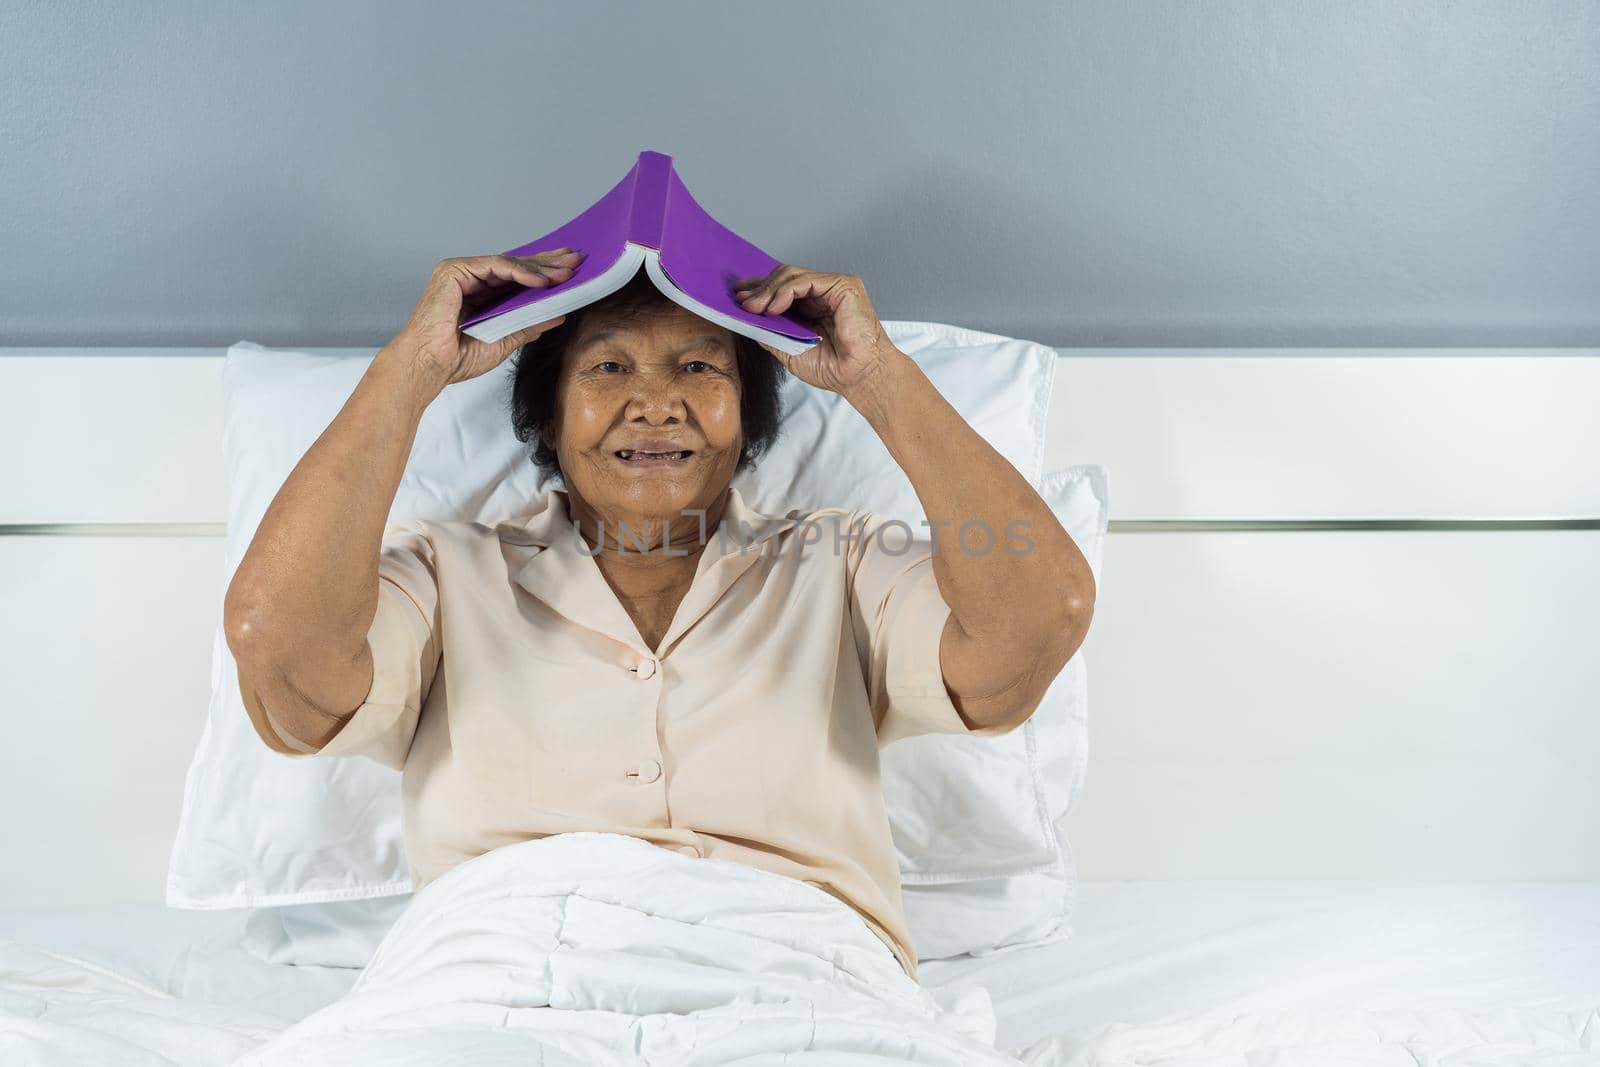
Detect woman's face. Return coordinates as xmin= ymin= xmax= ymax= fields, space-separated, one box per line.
xmin=549 ymin=304 xmax=744 ymax=524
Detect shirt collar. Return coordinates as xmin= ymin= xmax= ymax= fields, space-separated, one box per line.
xmin=508 ymin=484 xmax=799 ymax=657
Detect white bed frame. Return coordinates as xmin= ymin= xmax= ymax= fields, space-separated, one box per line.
xmin=2 ymin=347 xmax=1596 ymax=909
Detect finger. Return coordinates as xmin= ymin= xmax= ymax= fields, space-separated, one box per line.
xmin=737 ymin=266 xmax=836 ymax=315
xmin=731 ymin=264 xmax=799 ymax=303
xmin=482 ymin=251 xmax=583 ymax=278
xmin=732 ymin=263 xmax=787 ymax=286
xmin=762 ymin=277 xmax=823 ymax=317
xmin=756 ymin=273 xmax=842 ymax=318
xmin=460 ymin=253 xmax=583 ymax=296
xmin=518 ymin=247 xmax=586 ymax=272
xmin=512 ymin=249 xmax=588 ymax=288
xmin=507 ymin=262 xmax=572 ymax=288
xmin=734 ymin=267 xmax=796 ymax=311
xmin=506 ymin=249 xmax=585 ymax=278
xmin=450 ymin=257 xmax=535 ymax=296
xmin=730 ymin=269 xmax=775 ymax=292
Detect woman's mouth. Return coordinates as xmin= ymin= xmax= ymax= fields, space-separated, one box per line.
xmin=614 ymin=449 xmax=695 ymax=467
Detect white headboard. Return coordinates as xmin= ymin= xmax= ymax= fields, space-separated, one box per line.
xmin=2 ymin=347 xmax=1596 ymax=909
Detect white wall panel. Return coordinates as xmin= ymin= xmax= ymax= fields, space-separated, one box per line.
xmin=0 ymin=535 xmax=223 ymax=907
xmin=1044 ymin=351 xmax=1600 ymax=518
xmin=1063 ymin=529 xmax=1600 ymax=880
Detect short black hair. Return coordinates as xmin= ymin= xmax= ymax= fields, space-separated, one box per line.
xmin=508 ymin=269 xmax=786 ymax=484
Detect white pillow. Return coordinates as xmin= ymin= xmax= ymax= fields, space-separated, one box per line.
xmin=168 ymin=321 xmax=1058 ymax=909
xmin=240 ymin=464 xmax=1108 ymax=968
xmin=241 ymin=895 xmax=403 ymax=968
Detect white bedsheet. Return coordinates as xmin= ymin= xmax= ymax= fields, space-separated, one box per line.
xmin=4 ymin=875 xmax=1598 ymax=1065
xmin=921 ymin=880 xmax=1600 ymax=1064
xmin=0 ymin=906 xmax=355 ymax=1025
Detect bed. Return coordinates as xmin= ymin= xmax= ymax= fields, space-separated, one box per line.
xmin=2 ymin=346 xmax=1597 ymax=1065
xmin=5 ymin=880 xmax=1598 ymax=1063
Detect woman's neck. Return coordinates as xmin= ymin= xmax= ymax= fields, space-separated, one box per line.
xmin=562 ymin=486 xmax=730 ymax=579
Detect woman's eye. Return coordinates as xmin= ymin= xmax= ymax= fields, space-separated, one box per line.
xmin=597 ymin=360 xmax=625 ymax=373
xmin=684 ymin=360 xmax=712 ymax=373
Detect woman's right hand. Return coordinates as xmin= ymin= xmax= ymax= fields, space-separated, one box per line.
xmin=392 ymin=249 xmax=587 ymax=388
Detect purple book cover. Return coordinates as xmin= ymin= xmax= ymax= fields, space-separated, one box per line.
xmin=458 ymin=151 xmax=820 ymax=348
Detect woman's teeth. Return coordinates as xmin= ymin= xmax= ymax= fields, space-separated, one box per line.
xmin=617 ymin=450 xmax=690 ymax=460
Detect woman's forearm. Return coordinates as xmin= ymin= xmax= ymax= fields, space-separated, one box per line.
xmin=223 ymin=346 xmax=447 ymax=730
xmin=844 ymin=351 xmax=1096 ymax=724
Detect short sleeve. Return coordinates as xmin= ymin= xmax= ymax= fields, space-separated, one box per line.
xmin=243 ymin=519 xmax=442 ymax=770
xmin=844 ymin=510 xmax=1024 ymax=747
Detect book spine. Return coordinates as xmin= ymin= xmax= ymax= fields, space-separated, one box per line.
xmin=627 ymin=150 xmax=672 ymax=251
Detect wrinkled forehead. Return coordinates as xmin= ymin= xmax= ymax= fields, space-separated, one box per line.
xmin=569 ymin=311 xmax=737 ymax=362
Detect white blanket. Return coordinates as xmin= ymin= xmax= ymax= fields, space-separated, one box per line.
xmin=0 ymin=831 xmax=1018 ymax=1065
xmin=231 ymin=831 xmax=1017 ymax=1065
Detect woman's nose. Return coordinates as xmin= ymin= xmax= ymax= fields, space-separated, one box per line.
xmin=624 ymin=383 xmax=687 ymax=418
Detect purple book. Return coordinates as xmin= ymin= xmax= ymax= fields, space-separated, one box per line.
xmin=459 ymin=151 xmax=821 ymax=355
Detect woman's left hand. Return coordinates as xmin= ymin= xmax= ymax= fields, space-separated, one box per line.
xmin=730 ymin=265 xmax=901 ymax=397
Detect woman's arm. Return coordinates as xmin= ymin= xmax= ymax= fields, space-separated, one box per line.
xmin=732 ymin=266 xmax=1096 ymax=732
xmin=844 ymin=353 xmax=1096 ymax=731
xmin=225 ymin=348 xmax=445 ymax=751
xmin=226 ymin=251 xmax=581 ymax=751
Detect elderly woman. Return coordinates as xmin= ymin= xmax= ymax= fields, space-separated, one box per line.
xmin=227 ymin=249 xmax=1096 ymax=984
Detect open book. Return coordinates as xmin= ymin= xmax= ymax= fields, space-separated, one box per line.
xmin=459 ymin=150 xmax=821 ymax=355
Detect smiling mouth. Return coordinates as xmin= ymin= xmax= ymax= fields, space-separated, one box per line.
xmin=614 ymin=449 xmax=695 ymax=465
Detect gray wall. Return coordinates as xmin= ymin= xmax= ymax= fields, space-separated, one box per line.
xmin=2 ymin=0 xmax=1596 ymax=349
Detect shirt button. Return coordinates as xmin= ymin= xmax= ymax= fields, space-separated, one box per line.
xmin=634 ymin=657 xmax=657 ymax=679
xmin=675 ymin=844 xmax=700 ymax=858
xmin=630 ymin=758 xmax=661 ymax=784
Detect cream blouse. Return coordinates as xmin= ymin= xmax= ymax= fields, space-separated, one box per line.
xmin=243 ymin=485 xmax=1023 ymax=981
